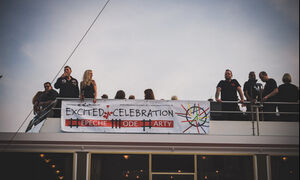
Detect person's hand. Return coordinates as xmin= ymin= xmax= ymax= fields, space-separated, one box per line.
xmin=93 ymin=98 xmax=97 ymax=103
xmin=61 ymin=72 xmax=67 ymax=78
xmin=262 ymin=96 xmax=268 ymax=102
xmin=216 ymin=98 xmax=222 ymax=103
xmin=250 ymin=99 xmax=257 ymax=103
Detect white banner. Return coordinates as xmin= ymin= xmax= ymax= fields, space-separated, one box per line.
xmin=61 ymin=100 xmax=210 ymax=134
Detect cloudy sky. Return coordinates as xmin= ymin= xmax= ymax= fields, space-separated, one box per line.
xmin=0 ymin=0 xmax=299 ymax=132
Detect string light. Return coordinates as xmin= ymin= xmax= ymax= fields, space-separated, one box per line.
xmin=170 ymin=176 xmax=174 ymax=179
xmin=123 ymin=155 xmax=130 ymax=160
xmin=58 ymin=176 xmax=64 ymax=180
xmin=51 ymin=164 xmax=56 ymax=168
xmin=282 ymin=156 xmax=287 ymax=161
xmin=177 ymin=170 xmax=182 ymax=173
xmin=44 ymin=159 xmax=51 ymax=163
xmin=216 ymin=170 xmax=220 ymax=174
xmin=136 ymin=175 xmax=140 ymax=179
xmin=204 ymin=175 xmax=208 ymax=179
xmin=56 ymin=170 xmax=60 ymax=174
xmin=202 ymin=156 xmax=207 ymax=160
xmin=40 ymin=154 xmax=45 ymax=158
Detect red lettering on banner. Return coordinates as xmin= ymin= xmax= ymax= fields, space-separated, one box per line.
xmin=65 ymin=119 xmax=173 ymax=128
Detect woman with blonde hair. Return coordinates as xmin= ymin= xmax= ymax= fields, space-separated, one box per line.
xmin=80 ymin=70 xmax=97 ymax=103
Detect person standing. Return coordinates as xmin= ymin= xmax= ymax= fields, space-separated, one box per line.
xmin=215 ymin=69 xmax=245 ymax=120
xmin=34 ymin=82 xmax=58 ymax=116
xmin=54 ymin=66 xmax=79 ymax=117
xmin=54 ymin=66 xmax=79 ymax=98
xmin=243 ymin=72 xmax=260 ymax=103
xmin=80 ymin=70 xmax=97 ymax=103
xmin=259 ymin=71 xmax=278 ymax=121
xmin=277 ymin=73 xmax=299 ymax=121
xmin=243 ymin=71 xmax=260 ymax=120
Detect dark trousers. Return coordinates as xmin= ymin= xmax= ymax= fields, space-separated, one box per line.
xmin=278 ymin=104 xmax=299 ymax=121
xmin=221 ymin=103 xmax=240 ymax=120
xmin=263 ymin=104 xmax=277 ymax=121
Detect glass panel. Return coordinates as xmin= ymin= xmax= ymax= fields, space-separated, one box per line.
xmin=153 ymin=174 xmax=194 ymax=180
xmin=90 ymin=154 xmax=149 ymax=180
xmin=197 ymin=155 xmax=253 ymax=180
xmin=152 ymin=155 xmax=194 ymax=173
xmin=0 ymin=152 xmax=73 ymax=180
xmin=271 ymin=156 xmax=299 ymax=180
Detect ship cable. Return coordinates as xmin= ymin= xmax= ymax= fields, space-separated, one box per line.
xmin=1 ymin=0 xmax=111 ymax=152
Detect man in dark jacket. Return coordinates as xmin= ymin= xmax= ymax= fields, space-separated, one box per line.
xmin=54 ymin=66 xmax=79 ymax=98
xmin=54 ymin=66 xmax=79 ymax=117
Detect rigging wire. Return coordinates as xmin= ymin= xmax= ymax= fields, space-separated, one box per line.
xmin=1 ymin=0 xmax=111 ymax=152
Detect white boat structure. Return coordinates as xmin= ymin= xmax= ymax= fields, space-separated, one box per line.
xmin=0 ymin=99 xmax=298 ymax=180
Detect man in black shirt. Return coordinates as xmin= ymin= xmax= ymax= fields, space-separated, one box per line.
xmin=54 ymin=66 xmax=79 ymax=98
xmin=243 ymin=72 xmax=261 ymax=120
xmin=54 ymin=66 xmax=79 ymax=117
xmin=34 ymin=82 xmax=58 ymax=116
xmin=215 ymin=69 xmax=245 ymax=120
xmin=259 ymin=71 xmax=278 ymax=121
xmin=243 ymin=72 xmax=260 ymax=102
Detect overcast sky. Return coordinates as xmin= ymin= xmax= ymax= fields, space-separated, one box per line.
xmin=0 ymin=0 xmax=299 ymax=132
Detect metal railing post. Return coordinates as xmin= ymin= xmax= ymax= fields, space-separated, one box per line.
xmin=255 ymin=106 xmax=260 ymax=136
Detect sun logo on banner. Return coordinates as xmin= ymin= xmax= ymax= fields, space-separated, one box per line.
xmin=175 ymin=104 xmax=210 ymax=134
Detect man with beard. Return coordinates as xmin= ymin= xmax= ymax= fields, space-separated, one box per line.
xmin=34 ymin=82 xmax=58 ymax=116
xmin=54 ymin=66 xmax=79 ymax=117
xmin=243 ymin=72 xmax=261 ymax=120
xmin=259 ymin=71 xmax=278 ymax=121
xmin=215 ymin=69 xmax=245 ymax=120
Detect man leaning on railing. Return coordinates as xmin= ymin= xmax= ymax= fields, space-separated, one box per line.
xmin=215 ymin=69 xmax=245 ymax=120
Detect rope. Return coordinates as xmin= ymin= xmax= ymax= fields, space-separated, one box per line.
xmin=1 ymin=0 xmax=111 ymax=152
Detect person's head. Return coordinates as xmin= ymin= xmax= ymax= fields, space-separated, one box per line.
xmin=129 ymin=95 xmax=135 ymax=99
xmin=64 ymin=66 xmax=72 ymax=76
xmin=101 ymin=94 xmax=108 ymax=99
xmin=115 ymin=90 xmax=126 ymax=99
xmin=248 ymin=71 xmax=256 ymax=80
xmin=259 ymin=71 xmax=268 ymax=82
xmin=144 ymin=89 xmax=155 ymax=100
xmin=224 ymin=69 xmax=232 ymax=81
xmin=82 ymin=70 xmax=93 ymax=87
xmin=171 ymin=96 xmax=178 ymax=100
xmin=282 ymin=73 xmax=292 ymax=83
xmin=44 ymin=82 xmax=52 ymax=91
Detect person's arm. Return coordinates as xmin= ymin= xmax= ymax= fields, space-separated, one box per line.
xmin=262 ymin=88 xmax=278 ymax=102
xmin=93 ymin=80 xmax=97 ymax=103
xmin=54 ymin=77 xmax=62 ymax=89
xmin=237 ymin=86 xmax=245 ymax=103
xmin=244 ymin=90 xmax=251 ymax=101
xmin=215 ymin=87 xmax=222 ymax=103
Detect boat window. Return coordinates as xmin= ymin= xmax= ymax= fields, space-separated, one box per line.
xmin=197 ymin=155 xmax=254 ymax=180
xmin=152 ymin=154 xmax=194 ymax=173
xmin=271 ymin=156 xmax=299 ymax=180
xmin=90 ymin=154 xmax=149 ymax=180
xmin=0 ymin=152 xmax=73 ymax=180
xmin=153 ymin=174 xmax=194 ymax=180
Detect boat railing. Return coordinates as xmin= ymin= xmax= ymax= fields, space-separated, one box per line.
xmin=26 ymin=98 xmax=299 ymax=134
